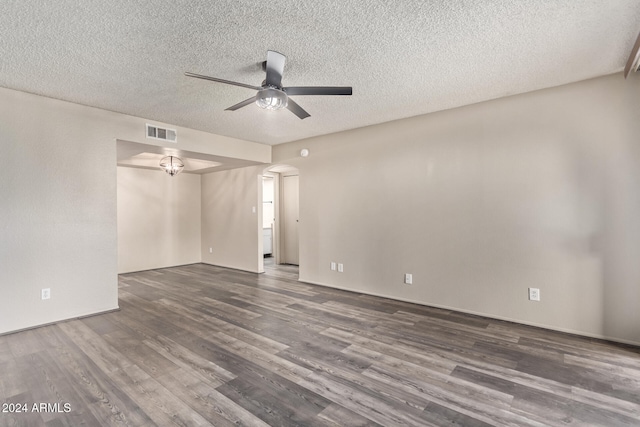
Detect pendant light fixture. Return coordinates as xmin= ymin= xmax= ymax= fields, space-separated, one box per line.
xmin=159 ymin=156 xmax=184 ymax=176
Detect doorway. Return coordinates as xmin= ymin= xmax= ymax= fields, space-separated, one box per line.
xmin=262 ymin=165 xmax=299 ymax=269
xmin=262 ymin=175 xmax=275 ymax=260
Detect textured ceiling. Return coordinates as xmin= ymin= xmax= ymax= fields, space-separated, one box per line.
xmin=1 ymin=1 xmax=639 ymax=145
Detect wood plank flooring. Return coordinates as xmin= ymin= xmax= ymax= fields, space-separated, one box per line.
xmin=2 ymin=261 xmax=640 ymax=426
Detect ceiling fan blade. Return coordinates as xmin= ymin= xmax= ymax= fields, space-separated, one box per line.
xmin=185 ymin=72 xmax=261 ymax=91
xmin=286 ymin=98 xmax=310 ymax=120
xmin=265 ymin=50 xmax=286 ymax=87
xmin=284 ymin=86 xmax=352 ymax=96
xmin=225 ymin=96 xmax=257 ymax=111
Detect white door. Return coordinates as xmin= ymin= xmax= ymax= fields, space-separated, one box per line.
xmin=282 ymin=174 xmax=299 ymax=265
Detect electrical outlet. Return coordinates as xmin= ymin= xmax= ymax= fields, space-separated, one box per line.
xmin=209 ymin=247 xmax=213 ymax=254
xmin=330 ymin=262 xmax=337 ymax=271
xmin=41 ymin=288 xmax=51 ymax=300
xmin=404 ymin=273 xmax=413 ymax=285
xmin=528 ymin=288 xmax=540 ymax=301
xmin=338 ymin=263 xmax=344 ymax=273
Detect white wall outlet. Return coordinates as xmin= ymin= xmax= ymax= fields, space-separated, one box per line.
xmin=404 ymin=273 xmax=413 ymax=285
xmin=330 ymin=262 xmax=337 ymax=271
xmin=338 ymin=263 xmax=344 ymax=273
xmin=528 ymin=288 xmax=540 ymax=301
xmin=209 ymin=247 xmax=213 ymax=254
xmin=252 ymin=206 xmax=256 ymax=213
xmin=41 ymin=288 xmax=51 ymax=300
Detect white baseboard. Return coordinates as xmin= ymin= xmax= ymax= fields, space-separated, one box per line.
xmin=201 ymin=262 xmax=261 ymax=274
xmin=0 ymin=306 xmax=120 ymax=336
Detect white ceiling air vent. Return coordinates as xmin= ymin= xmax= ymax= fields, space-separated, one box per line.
xmin=624 ymin=31 xmax=640 ymax=79
xmin=146 ymin=124 xmax=177 ymax=142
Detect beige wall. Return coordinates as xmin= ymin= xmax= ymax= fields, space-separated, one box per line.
xmin=0 ymin=86 xmax=269 ymax=335
xmin=0 ymin=89 xmax=118 ymax=334
xmin=117 ymin=167 xmax=202 ymax=273
xmin=201 ymin=166 xmax=264 ymax=273
xmin=273 ymin=73 xmax=640 ymax=345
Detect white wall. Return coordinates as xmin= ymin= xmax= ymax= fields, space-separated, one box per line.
xmin=117 ymin=167 xmax=202 ymax=273
xmin=273 ymin=73 xmax=640 ymax=345
xmin=0 ymin=86 xmax=270 ymax=335
xmin=0 ymin=89 xmax=118 ymax=334
xmin=201 ymin=166 xmax=264 ymax=273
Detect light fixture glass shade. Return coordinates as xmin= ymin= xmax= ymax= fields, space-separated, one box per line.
xmin=159 ymin=155 xmax=184 ymax=176
xmin=256 ymin=87 xmax=288 ymax=110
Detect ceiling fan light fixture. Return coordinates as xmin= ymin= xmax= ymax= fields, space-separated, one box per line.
xmin=256 ymin=87 xmax=288 ymax=110
xmin=159 ymin=155 xmax=184 ymax=176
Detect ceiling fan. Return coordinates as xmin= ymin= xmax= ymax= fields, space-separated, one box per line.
xmin=185 ymin=50 xmax=352 ymax=119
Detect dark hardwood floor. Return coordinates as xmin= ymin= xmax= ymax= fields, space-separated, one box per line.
xmin=2 ymin=262 xmax=640 ymax=426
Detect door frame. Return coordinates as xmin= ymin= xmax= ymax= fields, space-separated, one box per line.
xmin=280 ymin=172 xmax=299 ymax=266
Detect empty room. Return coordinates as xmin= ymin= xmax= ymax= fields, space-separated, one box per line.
xmin=2 ymin=1 xmax=640 ymax=426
